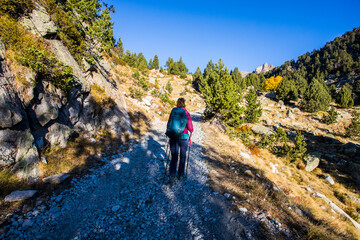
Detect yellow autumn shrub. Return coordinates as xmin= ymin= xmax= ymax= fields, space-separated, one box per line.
xmin=264 ymin=76 xmax=283 ymax=91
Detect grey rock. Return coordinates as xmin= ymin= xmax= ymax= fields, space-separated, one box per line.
xmin=43 ymin=173 xmax=70 ymax=184
xmin=325 ymin=174 xmax=335 ymax=185
xmin=15 ymin=129 xmax=39 ymax=164
xmin=45 ymin=123 xmax=74 ymax=148
xmin=5 ymin=190 xmax=38 ymax=202
xmin=0 ymin=86 xmax=24 ymax=128
xmin=0 ymin=40 xmax=5 ymax=60
xmin=251 ymin=125 xmax=275 ymax=136
xmin=304 ymin=152 xmax=321 ymax=172
xmin=34 ymin=93 xmax=60 ymax=126
xmin=21 ymin=4 xmax=57 ymax=37
xmin=287 ymin=109 xmax=296 ymax=120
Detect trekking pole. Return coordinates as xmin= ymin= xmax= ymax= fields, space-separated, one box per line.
xmin=163 ymin=136 xmax=170 ymax=181
xmin=185 ymin=133 xmax=192 ymax=179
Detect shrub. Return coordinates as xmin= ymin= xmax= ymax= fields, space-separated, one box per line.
xmin=0 ymin=15 xmax=74 ymax=93
xmin=179 ymin=72 xmax=187 ymax=79
xmin=336 ymin=84 xmax=354 ymax=108
xmin=263 ymin=76 xmax=283 ymax=91
xmin=346 ymin=110 xmax=360 ymax=138
xmin=301 ymin=78 xmax=331 ymax=112
xmin=322 ymin=106 xmax=339 ymax=124
xmin=129 ymin=87 xmax=143 ymax=100
xmin=165 ymin=81 xmax=173 ymax=94
xmin=90 ymin=84 xmax=115 ymax=109
xmin=245 ymin=87 xmax=262 ymax=123
xmin=138 ymin=77 xmax=149 ymax=91
xmin=132 ymin=70 xmax=140 ymax=80
xmin=0 ymin=0 xmax=34 ymax=19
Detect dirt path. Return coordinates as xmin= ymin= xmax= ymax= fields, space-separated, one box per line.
xmin=2 ymin=110 xmax=260 ymax=239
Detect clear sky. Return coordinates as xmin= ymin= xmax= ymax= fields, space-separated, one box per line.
xmin=108 ymin=0 xmax=360 ymax=73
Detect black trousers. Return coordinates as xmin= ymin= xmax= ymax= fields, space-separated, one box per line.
xmin=169 ymin=138 xmax=189 ymax=177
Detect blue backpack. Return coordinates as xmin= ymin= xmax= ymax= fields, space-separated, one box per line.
xmin=166 ymin=107 xmax=189 ymax=139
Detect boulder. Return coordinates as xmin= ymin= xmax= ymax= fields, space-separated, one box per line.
xmin=304 ymin=152 xmax=321 ymax=172
xmin=325 ymin=174 xmax=335 ymax=185
xmin=343 ymin=142 xmax=359 ymax=157
xmin=287 ymin=109 xmax=296 ymax=120
xmin=349 ymin=162 xmax=360 ymax=185
xmin=251 ymin=125 xmax=275 ymax=136
xmin=4 ymin=190 xmax=38 ymax=202
xmin=21 ymin=4 xmax=57 ymax=37
xmin=15 ymin=129 xmax=39 ymax=164
xmin=34 ymin=93 xmax=60 ymax=126
xmin=45 ymin=123 xmax=75 ymax=148
xmin=43 ymin=173 xmax=70 ymax=184
xmin=0 ymin=87 xmax=24 ymax=129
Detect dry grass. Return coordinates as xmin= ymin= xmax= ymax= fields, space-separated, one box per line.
xmin=203 ymin=122 xmax=360 ymax=240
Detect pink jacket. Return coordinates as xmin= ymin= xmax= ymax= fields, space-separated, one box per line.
xmin=181 ymin=107 xmax=193 ymax=135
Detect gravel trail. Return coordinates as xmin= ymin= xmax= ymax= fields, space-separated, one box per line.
xmin=2 ymin=110 xmax=259 ymax=239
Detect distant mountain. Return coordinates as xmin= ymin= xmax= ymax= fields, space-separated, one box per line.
xmin=254 ymin=63 xmax=275 ymax=74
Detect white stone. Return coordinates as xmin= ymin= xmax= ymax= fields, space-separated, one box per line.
xmin=325 ymin=174 xmax=335 ymax=185
xmin=43 ymin=173 xmax=70 ymax=184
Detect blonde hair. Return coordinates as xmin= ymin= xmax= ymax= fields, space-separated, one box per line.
xmin=177 ymin=98 xmax=186 ymax=108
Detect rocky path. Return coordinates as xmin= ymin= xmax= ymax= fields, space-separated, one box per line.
xmin=2 ymin=110 xmax=259 ymax=240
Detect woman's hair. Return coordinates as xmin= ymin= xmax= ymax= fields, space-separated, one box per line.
xmin=177 ymin=98 xmax=186 ymax=108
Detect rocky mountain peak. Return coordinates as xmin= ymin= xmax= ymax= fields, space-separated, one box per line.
xmin=254 ymin=62 xmax=275 ymax=74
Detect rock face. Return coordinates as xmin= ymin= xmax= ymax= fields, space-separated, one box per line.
xmin=255 ymin=63 xmax=275 ymax=74
xmin=21 ymin=4 xmax=57 ymax=37
xmin=4 ymin=190 xmax=38 ymax=202
xmin=0 ymin=5 xmax=133 ymax=181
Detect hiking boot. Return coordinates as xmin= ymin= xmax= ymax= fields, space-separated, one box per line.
xmin=167 ymin=176 xmax=175 ymax=187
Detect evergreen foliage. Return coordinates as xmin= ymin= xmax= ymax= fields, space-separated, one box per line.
xmin=166 ymin=56 xmax=188 ymax=76
xmin=153 ymin=55 xmax=159 ymax=69
xmin=114 ymin=37 xmax=124 ymax=56
xmin=200 ymin=59 xmax=244 ymax=126
xmin=323 ymin=106 xmax=339 ymax=124
xmin=267 ymin=27 xmax=360 ymax=104
xmin=244 ymin=87 xmax=262 ymax=123
xmin=276 ymin=76 xmax=299 ymax=103
xmin=336 ymin=84 xmax=354 ymax=108
xmin=230 ymin=67 xmax=244 ymax=90
xmin=0 ymin=15 xmax=74 ymax=93
xmin=135 ymin=52 xmax=147 ymax=71
xmin=192 ymin=67 xmax=203 ymax=92
xmin=301 ymin=78 xmax=331 ymax=112
xmin=0 ymin=0 xmax=34 ymax=19
xmin=346 ymin=111 xmax=360 ymax=138
xmin=165 ymin=81 xmax=173 ymax=94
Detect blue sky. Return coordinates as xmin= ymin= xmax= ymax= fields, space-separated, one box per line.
xmin=108 ymin=0 xmax=360 ymax=73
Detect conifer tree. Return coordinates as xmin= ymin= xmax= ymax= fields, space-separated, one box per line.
xmin=244 ymin=87 xmax=262 ymax=123
xmin=192 ymin=67 xmax=203 ymax=92
xmin=336 ymin=84 xmax=354 ymax=108
xmin=115 ymin=37 xmax=124 ymax=55
xmin=148 ymin=58 xmax=153 ymax=69
xmin=201 ymin=59 xmax=244 ymax=126
xmin=152 ymin=54 xmax=159 ymax=69
xmin=301 ymin=78 xmax=331 ymax=112
xmin=231 ymin=67 xmax=243 ymax=91
xmin=346 ymin=111 xmax=360 ymax=138
xmin=177 ymin=56 xmax=188 ymax=73
xmin=136 ymin=52 xmax=147 ymax=71
xmin=276 ymin=76 xmax=299 ymax=103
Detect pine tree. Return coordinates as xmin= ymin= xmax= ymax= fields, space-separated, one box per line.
xmin=192 ymin=67 xmax=203 ymax=92
xmin=148 ymin=58 xmax=153 ymax=69
xmin=244 ymin=87 xmax=262 ymax=123
xmin=231 ymin=67 xmax=243 ymax=91
xmin=115 ymin=37 xmax=124 ymax=55
xmin=177 ymin=56 xmax=188 ymax=73
xmin=346 ymin=111 xmax=360 ymax=138
xmin=336 ymin=84 xmax=354 ymax=108
xmin=301 ymin=78 xmax=331 ymax=112
xmin=276 ymin=76 xmax=299 ymax=103
xmin=136 ymin=52 xmax=147 ymax=71
xmin=201 ymin=59 xmax=244 ymax=126
xmin=152 ymin=54 xmax=159 ymax=69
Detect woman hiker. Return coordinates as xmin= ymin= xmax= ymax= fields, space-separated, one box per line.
xmin=166 ymin=98 xmax=193 ymax=184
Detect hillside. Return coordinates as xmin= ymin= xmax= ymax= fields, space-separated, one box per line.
xmin=267 ymin=27 xmax=360 ymax=103
xmin=1 ymin=1 xmax=360 ymax=239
